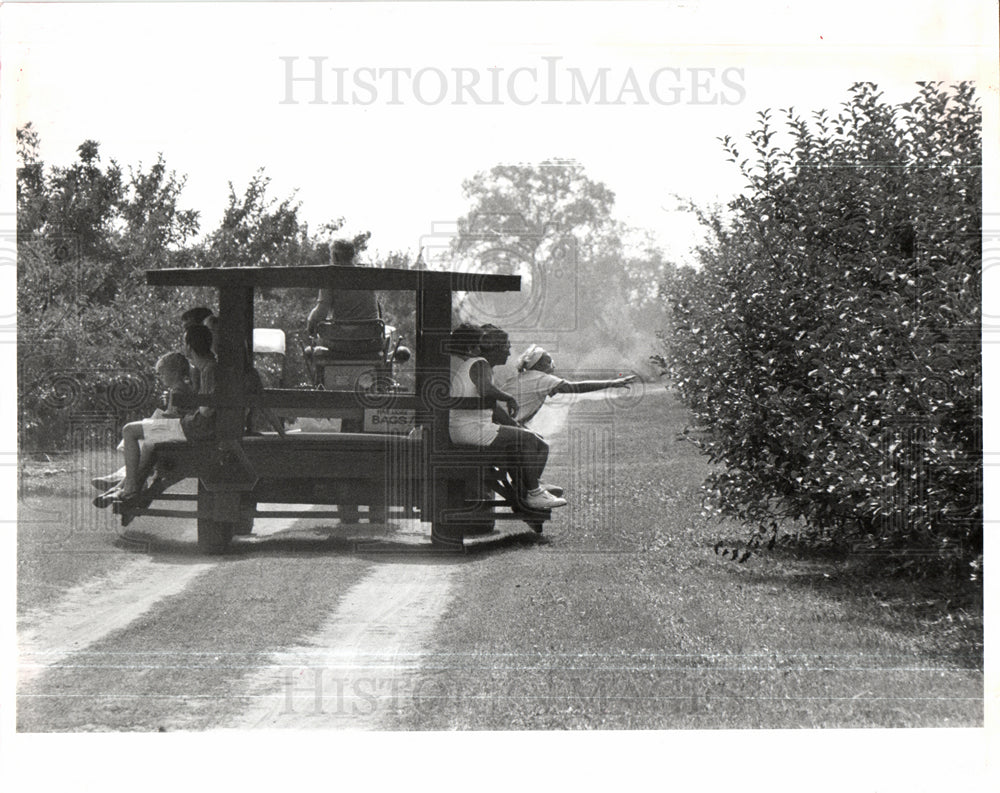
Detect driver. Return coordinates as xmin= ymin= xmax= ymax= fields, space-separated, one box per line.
xmin=305 ymin=239 xmax=380 ymax=334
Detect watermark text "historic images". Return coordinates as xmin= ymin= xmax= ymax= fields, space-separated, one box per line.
xmin=279 ymin=56 xmax=745 ymax=107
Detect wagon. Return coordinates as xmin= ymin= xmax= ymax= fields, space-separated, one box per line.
xmin=116 ymin=263 xmax=552 ymax=552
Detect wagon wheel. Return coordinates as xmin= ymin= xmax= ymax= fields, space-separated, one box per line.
xmin=431 ymin=509 xmax=495 ymax=544
xmin=451 ymin=502 xmax=496 ymax=537
xmin=485 ymin=465 xmax=517 ymax=505
xmin=430 ymin=497 xmax=472 ymax=548
xmin=461 ymin=469 xmax=498 ymax=536
xmin=197 ymin=517 xmax=234 ymax=554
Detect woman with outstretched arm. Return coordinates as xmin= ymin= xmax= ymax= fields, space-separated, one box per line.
xmin=493 ymin=344 xmax=638 ymax=426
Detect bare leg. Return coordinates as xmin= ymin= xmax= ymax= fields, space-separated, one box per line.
xmin=136 ymin=440 xmax=157 ymax=487
xmin=120 ymin=422 xmax=147 ymax=496
xmin=91 ymin=465 xmax=126 ymax=490
xmin=93 ymin=424 xmax=142 ymax=508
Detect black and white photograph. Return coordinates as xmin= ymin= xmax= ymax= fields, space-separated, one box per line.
xmin=2 ymin=0 xmax=995 ymax=789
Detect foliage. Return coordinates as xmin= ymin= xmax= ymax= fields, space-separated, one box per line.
xmin=17 ymin=129 xmax=207 ymax=446
xmin=17 ymin=124 xmax=418 ymax=448
xmin=15 ymin=127 xmax=364 ymax=448
xmin=17 ymin=126 xmax=200 ymax=298
xmin=119 ymin=156 xmax=201 ymax=269
xmin=18 ymin=267 xmax=199 ymax=449
xmin=660 ymin=83 xmax=982 ymax=565
xmin=194 ymin=169 xmax=312 ymax=268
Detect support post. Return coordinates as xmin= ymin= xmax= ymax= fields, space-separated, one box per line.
xmin=416 ymin=279 xmax=454 ymax=540
xmin=216 ymin=285 xmax=254 ymax=442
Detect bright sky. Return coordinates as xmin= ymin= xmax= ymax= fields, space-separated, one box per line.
xmin=1 ymin=1 xmax=998 ymax=784
xmin=4 ymin=1 xmax=995 ymax=264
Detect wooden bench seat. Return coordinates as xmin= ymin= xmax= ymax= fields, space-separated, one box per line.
xmin=137 ymin=431 xmax=549 ymax=549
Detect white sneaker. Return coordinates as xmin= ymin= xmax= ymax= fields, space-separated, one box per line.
xmin=523 ymin=489 xmax=567 ymax=510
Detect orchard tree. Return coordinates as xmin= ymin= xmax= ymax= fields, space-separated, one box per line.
xmin=196 ymin=169 xmax=311 ymax=268
xmin=17 ymin=127 xmax=204 ymax=446
xmin=44 ymin=138 xmax=123 ymax=263
xmin=16 ymin=123 xmax=47 ymax=240
xmin=454 ymin=160 xmax=619 ymax=260
xmin=118 ymin=155 xmax=201 ymax=269
xmin=16 ymin=127 xmax=201 ymax=303
xmin=662 ymin=82 xmax=981 ymax=564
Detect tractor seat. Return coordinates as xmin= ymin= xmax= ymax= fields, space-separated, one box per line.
xmin=310 ymin=319 xmax=386 ymax=358
xmin=304 ymin=345 xmax=384 ymax=365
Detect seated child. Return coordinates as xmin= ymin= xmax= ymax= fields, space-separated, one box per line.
xmin=492 ymin=344 xmax=638 ymax=426
xmin=181 ymin=305 xmax=214 ymax=329
xmin=448 ymin=323 xmax=566 ymax=511
xmin=181 ymin=306 xmax=219 ymax=385
xmin=91 ymin=351 xmax=194 ymax=491
xmin=94 ymin=324 xmax=217 ymax=509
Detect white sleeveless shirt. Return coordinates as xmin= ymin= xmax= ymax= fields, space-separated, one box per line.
xmin=449 ymin=355 xmax=501 ymax=446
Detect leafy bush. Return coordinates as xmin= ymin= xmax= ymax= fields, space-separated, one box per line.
xmin=661 ymin=83 xmax=981 ymax=562
xmin=18 ymin=239 xmax=217 ymax=448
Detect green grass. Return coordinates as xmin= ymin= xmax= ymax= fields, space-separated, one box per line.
xmin=399 ymin=389 xmax=983 ymax=729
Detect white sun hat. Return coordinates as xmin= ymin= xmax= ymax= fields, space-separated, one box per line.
xmin=517 ymin=344 xmax=547 ymax=371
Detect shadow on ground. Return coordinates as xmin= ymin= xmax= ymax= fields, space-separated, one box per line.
xmin=115 ymin=521 xmax=544 ymax=561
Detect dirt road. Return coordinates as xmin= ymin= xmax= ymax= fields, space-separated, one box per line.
xmin=18 ymin=558 xmax=216 ymax=687
xmin=18 ymin=387 xmax=979 ymax=732
xmin=15 ymin=394 xmax=595 ymax=731
xmin=223 ymin=560 xmax=460 ymax=729
xmin=16 ymin=504 xmax=470 ymax=730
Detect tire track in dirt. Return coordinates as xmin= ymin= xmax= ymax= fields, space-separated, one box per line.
xmin=17 ymin=392 xmax=617 ymax=725
xmin=217 ymin=396 xmax=601 ymax=728
xmin=17 ymin=506 xmax=310 ymax=690
xmin=17 ymin=557 xmax=216 ymax=686
xmin=222 ymin=559 xmax=460 ymax=729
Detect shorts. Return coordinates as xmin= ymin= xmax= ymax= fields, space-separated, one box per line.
xmin=141 ymin=417 xmax=187 ymax=444
xmin=449 ymin=416 xmax=501 ymax=447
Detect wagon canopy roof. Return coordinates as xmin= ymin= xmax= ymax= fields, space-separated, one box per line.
xmin=147 ymin=265 xmax=521 ymax=293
